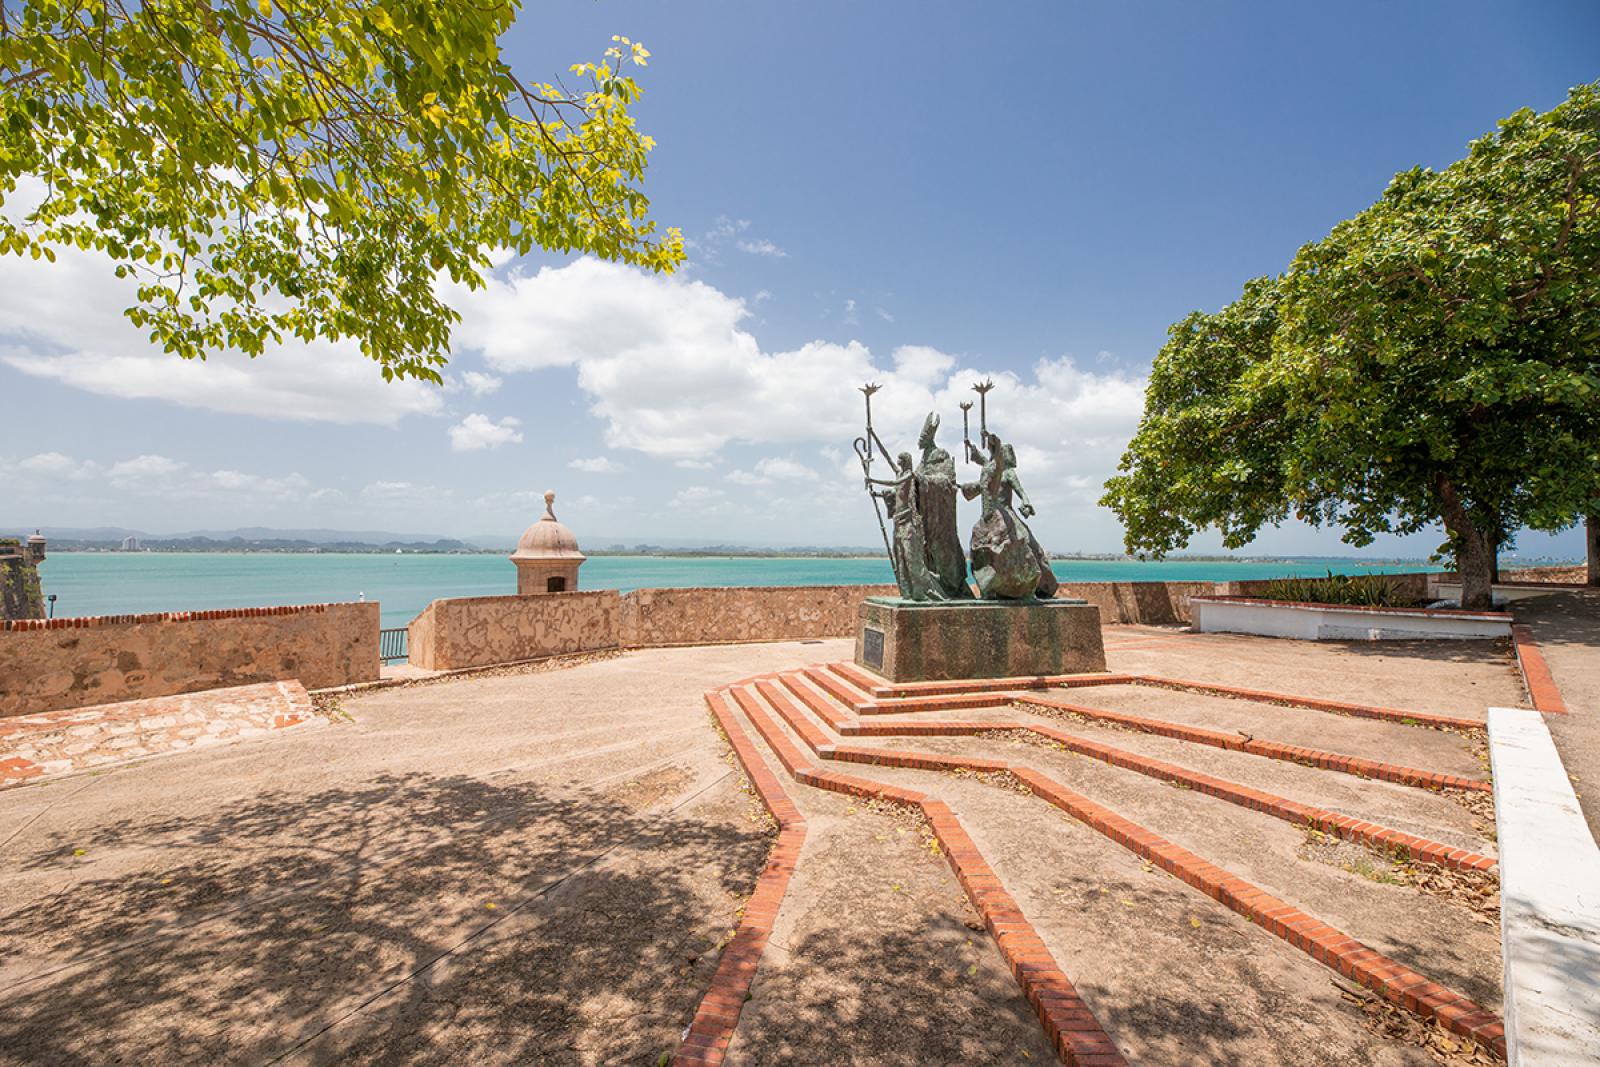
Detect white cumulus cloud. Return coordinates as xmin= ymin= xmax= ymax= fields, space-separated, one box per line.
xmin=569 ymin=456 xmax=626 ymax=474
xmin=448 ymin=413 xmax=524 ymax=452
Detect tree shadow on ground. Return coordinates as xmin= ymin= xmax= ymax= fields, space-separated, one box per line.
xmin=1510 ymin=588 xmax=1600 ymax=653
xmin=1314 ymin=636 xmax=1521 ymax=667
xmin=732 ymin=912 xmax=1054 ymax=1065
xmin=0 ymin=770 xmax=770 ymax=1066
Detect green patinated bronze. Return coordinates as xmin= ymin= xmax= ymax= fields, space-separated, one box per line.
xmin=856 ymin=384 xmax=1055 ymax=603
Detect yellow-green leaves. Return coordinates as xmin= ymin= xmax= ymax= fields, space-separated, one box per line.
xmin=0 ymin=1 xmax=681 ymax=381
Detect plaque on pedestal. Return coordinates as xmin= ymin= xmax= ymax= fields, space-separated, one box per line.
xmin=853 ymin=597 xmax=1106 ymax=683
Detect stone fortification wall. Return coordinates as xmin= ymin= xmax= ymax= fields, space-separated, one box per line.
xmin=617 ymin=584 xmax=900 ymax=648
xmin=0 ymin=540 xmax=45 ymax=621
xmin=0 ymin=602 xmax=379 ymax=718
xmin=407 ymin=590 xmax=620 ymax=671
xmin=403 ymin=572 xmax=1444 ymax=671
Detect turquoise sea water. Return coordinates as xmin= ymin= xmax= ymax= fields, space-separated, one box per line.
xmin=34 ymin=552 xmax=1443 ymax=629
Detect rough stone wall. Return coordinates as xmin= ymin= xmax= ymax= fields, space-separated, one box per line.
xmin=0 ymin=602 xmax=379 ymax=718
xmin=402 ymin=571 xmax=1447 ymax=672
xmin=407 ymin=590 xmax=620 ymax=671
xmin=1054 ymin=580 xmax=1218 ymax=626
xmin=617 ymin=584 xmax=900 ymax=647
xmin=0 ymin=541 xmax=45 ymax=622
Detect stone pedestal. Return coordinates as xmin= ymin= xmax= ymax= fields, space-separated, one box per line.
xmin=854 ymin=597 xmax=1106 ymax=682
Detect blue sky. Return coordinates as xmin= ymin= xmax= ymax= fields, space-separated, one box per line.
xmin=2 ymin=1 xmax=1596 ymax=556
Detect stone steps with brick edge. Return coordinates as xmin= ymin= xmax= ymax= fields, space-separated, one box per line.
xmin=1011 ymin=693 xmax=1494 ymax=793
xmin=763 ymin=673 xmax=1496 ymax=874
xmin=723 ymin=683 xmax=1129 ymax=1066
xmin=748 ymin=678 xmax=1506 ymax=1059
xmin=778 ymin=669 xmax=1498 ymax=854
xmin=670 ymin=680 xmax=807 ymax=1067
xmin=834 ymin=661 xmax=1489 ymax=731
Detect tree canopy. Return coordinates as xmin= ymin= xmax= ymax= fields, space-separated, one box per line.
xmin=0 ymin=0 xmax=683 ymax=381
xmin=1103 ymin=82 xmax=1600 ymax=607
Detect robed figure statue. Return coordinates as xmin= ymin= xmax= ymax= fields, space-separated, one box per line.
xmin=914 ymin=414 xmax=973 ymax=599
xmin=999 ymin=443 xmax=1059 ymax=599
xmin=961 ymin=431 xmax=1043 ymax=599
xmin=868 ymin=452 xmax=944 ymax=601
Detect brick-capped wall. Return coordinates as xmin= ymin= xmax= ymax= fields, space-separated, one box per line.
xmin=406 ymin=590 xmax=620 ymax=671
xmin=0 ymin=602 xmax=379 ymax=718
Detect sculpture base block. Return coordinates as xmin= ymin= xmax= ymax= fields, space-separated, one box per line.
xmin=854 ymin=597 xmax=1107 ymax=683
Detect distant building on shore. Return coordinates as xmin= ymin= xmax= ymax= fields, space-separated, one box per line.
xmin=120 ymin=535 xmax=142 ymax=551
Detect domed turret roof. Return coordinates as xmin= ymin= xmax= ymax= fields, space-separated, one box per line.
xmin=511 ymin=491 xmax=585 ymax=560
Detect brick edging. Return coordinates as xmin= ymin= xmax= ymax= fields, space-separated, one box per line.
xmin=828 ymin=662 xmax=1484 ymax=732
xmin=1014 ymin=694 xmax=1492 ymax=794
xmin=671 ymin=688 xmax=808 ymax=1066
xmin=728 ymin=684 xmax=1127 ymax=1065
xmin=764 ymin=677 xmax=1495 ymax=873
xmin=1511 ymin=625 xmax=1568 ymax=714
xmin=758 ymin=675 xmax=1503 ymax=1058
xmin=1 ymin=601 xmax=361 ymax=632
xmin=1008 ymin=767 xmax=1506 ymax=1058
xmin=1130 ymin=677 xmax=1484 ymax=732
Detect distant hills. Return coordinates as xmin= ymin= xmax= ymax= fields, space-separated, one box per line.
xmin=3 ymin=525 xmax=886 ymax=556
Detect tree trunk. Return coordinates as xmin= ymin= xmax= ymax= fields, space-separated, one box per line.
xmin=1588 ymin=514 xmax=1599 ymax=587
xmin=1488 ymin=527 xmax=1501 ymax=585
xmin=1437 ymin=476 xmax=1494 ymax=610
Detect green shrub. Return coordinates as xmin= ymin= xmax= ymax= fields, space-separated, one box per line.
xmin=1259 ymin=571 xmax=1413 ymax=607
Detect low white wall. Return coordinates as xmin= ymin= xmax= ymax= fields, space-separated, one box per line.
xmin=1191 ymin=597 xmax=1512 ymax=641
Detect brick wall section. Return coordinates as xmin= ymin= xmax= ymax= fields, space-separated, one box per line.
xmin=0 ymin=603 xmax=377 ymax=718
xmin=405 ymin=590 xmax=620 ymax=671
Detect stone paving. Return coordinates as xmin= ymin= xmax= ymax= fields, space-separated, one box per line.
xmin=0 ymin=617 xmax=1583 ymax=1065
xmin=0 ymin=680 xmax=318 ymax=787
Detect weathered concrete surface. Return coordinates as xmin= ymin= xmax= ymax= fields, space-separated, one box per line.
xmin=0 ymin=639 xmax=852 ymax=1066
xmin=1510 ymin=588 xmax=1600 ymax=841
xmin=0 ymin=680 xmax=318 ymax=787
xmin=0 ymin=603 xmax=379 ymax=718
xmin=856 ymin=597 xmax=1106 ymax=681
xmin=618 ymin=584 xmax=899 ymax=647
xmin=406 ymin=590 xmax=620 ymax=671
xmin=1100 ymin=623 xmax=1524 ymax=719
xmin=1488 ymin=706 xmax=1600 ymax=1067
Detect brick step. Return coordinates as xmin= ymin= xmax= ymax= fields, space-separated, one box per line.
xmin=723 ymin=683 xmax=1128 ymax=1066
xmin=766 ymin=671 xmax=1495 ymax=872
xmin=743 ymin=679 xmax=1504 ymax=1060
xmin=1015 ymin=694 xmax=1492 ymax=794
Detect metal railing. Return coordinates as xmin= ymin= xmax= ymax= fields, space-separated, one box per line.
xmin=379 ymin=627 xmax=408 ymax=664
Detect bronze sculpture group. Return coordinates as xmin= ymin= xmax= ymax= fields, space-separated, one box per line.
xmin=856 ymin=382 xmax=1057 ymax=602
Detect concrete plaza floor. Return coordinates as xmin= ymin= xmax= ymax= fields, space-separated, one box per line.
xmin=0 ymin=616 xmax=1570 ymax=1065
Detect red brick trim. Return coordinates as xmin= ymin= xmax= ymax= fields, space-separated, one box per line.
xmin=1013 ymin=694 xmax=1492 ymax=794
xmin=750 ymin=675 xmax=1502 ymax=1059
xmin=1 ymin=601 xmax=357 ymax=632
xmin=865 ymin=673 xmax=1136 ymax=700
xmin=766 ymin=675 xmax=1495 ymax=873
xmin=1511 ymin=624 xmax=1567 ymax=714
xmin=829 ymin=662 xmax=1484 ymax=731
xmin=1131 ymin=677 xmax=1485 ymax=731
xmin=842 ymin=723 xmax=1493 ymax=873
xmin=730 ymin=684 xmax=1127 ymax=1065
xmin=826 ymin=661 xmax=886 ymax=692
xmin=671 ymin=688 xmax=808 ymax=1067
xmin=1008 ymin=768 xmax=1505 ymax=1059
